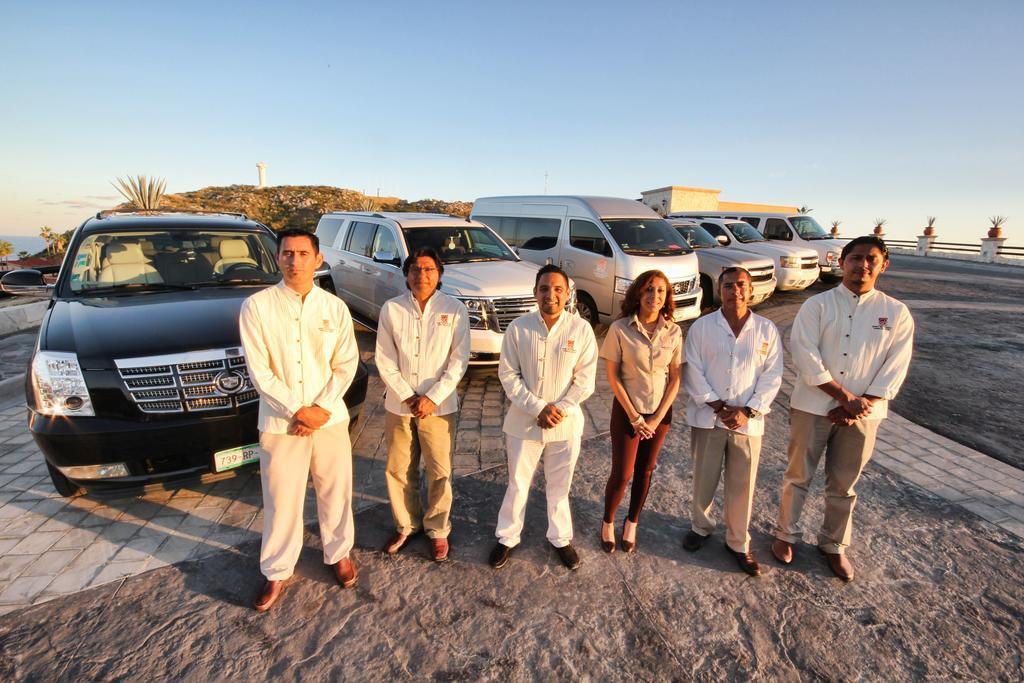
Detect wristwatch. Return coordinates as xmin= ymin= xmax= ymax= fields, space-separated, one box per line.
xmin=742 ymin=407 xmax=760 ymax=418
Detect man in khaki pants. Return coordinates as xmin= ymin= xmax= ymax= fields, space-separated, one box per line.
xmin=240 ymin=228 xmax=361 ymax=612
xmin=772 ymin=236 xmax=914 ymax=582
xmin=375 ymin=246 xmax=469 ymax=562
xmin=682 ymin=268 xmax=783 ymax=576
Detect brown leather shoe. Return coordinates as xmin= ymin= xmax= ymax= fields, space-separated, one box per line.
xmin=727 ymin=547 xmax=762 ymax=576
xmin=253 ymin=579 xmax=286 ymax=612
xmin=820 ymin=549 xmax=855 ymax=582
xmin=431 ymin=538 xmax=450 ymax=562
xmin=771 ymin=539 xmax=794 ymax=565
xmin=333 ymin=557 xmax=358 ymax=588
xmin=382 ymin=531 xmax=411 ymax=555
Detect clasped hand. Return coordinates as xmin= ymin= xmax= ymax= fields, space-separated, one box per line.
xmin=536 ymin=403 xmax=565 ymax=429
xmin=288 ymin=405 xmax=331 ymax=436
xmin=403 ymin=393 xmax=438 ymax=420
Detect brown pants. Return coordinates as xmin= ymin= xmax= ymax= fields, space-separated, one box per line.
xmin=775 ymin=408 xmax=880 ymax=554
xmin=689 ymin=427 xmax=762 ymax=553
xmin=384 ymin=411 xmax=456 ymax=539
xmin=604 ymin=400 xmax=671 ymax=524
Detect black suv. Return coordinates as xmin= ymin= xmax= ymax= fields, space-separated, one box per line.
xmin=0 ymin=212 xmax=368 ymax=495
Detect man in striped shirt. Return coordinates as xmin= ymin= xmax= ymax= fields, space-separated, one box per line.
xmin=490 ymin=264 xmax=598 ymax=571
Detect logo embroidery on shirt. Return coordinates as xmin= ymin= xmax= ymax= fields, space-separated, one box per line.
xmin=759 ymin=341 xmax=769 ymax=355
xmin=872 ymin=317 xmax=891 ymax=331
xmin=319 ymin=319 xmax=335 ymax=333
xmin=438 ymin=313 xmax=451 ymax=327
xmin=563 ymin=339 xmax=576 ymax=353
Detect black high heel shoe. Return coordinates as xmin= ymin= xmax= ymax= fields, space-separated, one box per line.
xmin=600 ymin=522 xmax=616 ymax=554
xmin=621 ymin=521 xmax=636 ymax=554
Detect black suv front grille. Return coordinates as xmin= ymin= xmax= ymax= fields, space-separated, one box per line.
xmin=116 ymin=348 xmax=259 ymax=415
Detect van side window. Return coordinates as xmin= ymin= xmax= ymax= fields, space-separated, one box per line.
xmin=763 ymin=219 xmax=792 ymax=240
xmin=473 ymin=216 xmax=515 ymax=245
xmin=569 ymin=220 xmax=612 ymax=256
xmin=371 ymin=227 xmax=398 ymax=259
xmin=741 ymin=217 xmax=761 ymax=228
xmin=345 ymin=221 xmax=376 ymax=257
xmin=316 ymin=217 xmax=345 ymax=249
xmin=516 ymin=217 xmax=560 ymax=251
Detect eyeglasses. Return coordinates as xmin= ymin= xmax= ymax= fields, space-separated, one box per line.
xmin=409 ymin=267 xmax=438 ymax=274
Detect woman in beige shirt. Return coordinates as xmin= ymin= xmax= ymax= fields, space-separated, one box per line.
xmin=599 ymin=270 xmax=683 ymax=553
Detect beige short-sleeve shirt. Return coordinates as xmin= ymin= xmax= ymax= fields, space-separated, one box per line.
xmin=600 ymin=314 xmax=683 ymax=414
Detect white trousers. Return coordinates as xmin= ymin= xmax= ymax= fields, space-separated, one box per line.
xmin=258 ymin=421 xmax=354 ymax=580
xmin=495 ymin=434 xmax=581 ymax=548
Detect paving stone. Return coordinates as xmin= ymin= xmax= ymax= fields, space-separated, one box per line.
xmin=113 ymin=536 xmax=164 ymax=563
xmin=24 ymin=549 xmax=81 ymax=577
xmin=39 ymin=566 xmax=100 ymax=596
xmin=996 ymin=518 xmax=1024 ymax=537
xmin=0 ymin=575 xmax=53 ymax=605
xmin=0 ymin=554 xmax=35 ymax=581
xmin=65 ymin=541 xmax=121 ymax=572
xmin=960 ymin=501 xmax=1010 ymax=524
xmin=8 ymin=530 xmax=65 ymax=556
xmin=51 ymin=528 xmax=99 ymax=550
xmin=89 ymin=560 xmax=149 ymax=588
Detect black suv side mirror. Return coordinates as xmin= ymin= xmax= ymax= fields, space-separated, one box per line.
xmin=0 ymin=269 xmax=54 ymax=297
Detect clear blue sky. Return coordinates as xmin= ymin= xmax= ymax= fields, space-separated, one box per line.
xmin=2 ymin=0 xmax=1021 ymax=242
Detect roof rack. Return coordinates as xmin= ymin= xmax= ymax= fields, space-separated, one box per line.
xmin=94 ymin=209 xmax=249 ymax=220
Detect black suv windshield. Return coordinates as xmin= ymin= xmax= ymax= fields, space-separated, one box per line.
xmin=402 ymin=226 xmax=517 ymax=263
xmin=790 ymin=216 xmax=830 ymax=239
xmin=66 ymin=230 xmax=280 ymax=294
xmin=673 ymin=224 xmax=719 ymax=249
xmin=726 ymin=222 xmax=767 ymax=244
xmin=602 ymin=219 xmax=691 ymax=255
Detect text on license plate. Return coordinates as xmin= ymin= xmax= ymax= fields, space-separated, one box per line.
xmin=213 ymin=443 xmax=261 ymax=473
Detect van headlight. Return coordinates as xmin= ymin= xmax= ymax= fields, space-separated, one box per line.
xmin=32 ymin=351 xmax=95 ymax=416
xmin=780 ymin=255 xmax=800 ymax=269
xmin=614 ymin=277 xmax=633 ymax=295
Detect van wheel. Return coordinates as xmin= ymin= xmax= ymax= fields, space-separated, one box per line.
xmin=46 ymin=462 xmax=81 ymax=497
xmin=700 ymin=275 xmax=715 ymax=310
xmin=575 ymin=293 xmax=599 ymax=326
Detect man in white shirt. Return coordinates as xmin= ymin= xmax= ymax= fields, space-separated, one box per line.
xmin=682 ymin=268 xmax=783 ymax=576
xmin=490 ymin=265 xmax=598 ymax=571
xmin=772 ymin=236 xmax=914 ymax=582
xmin=375 ymin=247 xmax=470 ymax=562
xmin=239 ymin=228 xmax=361 ymax=612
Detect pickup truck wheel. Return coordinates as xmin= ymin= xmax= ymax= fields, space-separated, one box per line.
xmin=575 ymin=293 xmax=599 ymax=326
xmin=46 ymin=462 xmax=81 ymax=497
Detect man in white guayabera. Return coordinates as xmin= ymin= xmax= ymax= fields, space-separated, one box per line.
xmin=240 ymin=228 xmax=360 ymax=612
xmin=772 ymin=235 xmax=914 ymax=583
xmin=489 ymin=264 xmax=597 ymax=572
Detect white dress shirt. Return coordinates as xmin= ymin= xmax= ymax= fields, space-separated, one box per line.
xmin=239 ymin=281 xmax=360 ymax=434
xmin=498 ymin=310 xmax=598 ymax=443
xmin=790 ymin=285 xmax=915 ymax=420
xmin=375 ymin=290 xmax=470 ymax=416
xmin=684 ymin=309 xmax=784 ymax=437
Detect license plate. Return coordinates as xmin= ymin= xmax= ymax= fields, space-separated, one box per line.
xmin=213 ymin=443 xmax=261 ymax=472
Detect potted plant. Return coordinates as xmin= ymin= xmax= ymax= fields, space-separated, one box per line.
xmin=988 ymin=215 xmax=1007 ymax=238
xmin=830 ymin=220 xmax=841 ymax=237
xmin=873 ymin=218 xmax=886 ymax=236
xmin=924 ymin=216 xmax=936 ymax=237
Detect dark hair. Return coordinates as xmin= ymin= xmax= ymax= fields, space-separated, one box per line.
xmin=840 ymin=235 xmax=889 ymax=261
xmin=402 ymin=246 xmax=444 ymax=290
xmin=534 ymin=263 xmax=570 ymax=289
xmin=619 ymin=269 xmax=675 ymax=320
xmin=717 ymin=266 xmax=752 ymax=286
xmin=277 ymin=228 xmax=319 ymax=253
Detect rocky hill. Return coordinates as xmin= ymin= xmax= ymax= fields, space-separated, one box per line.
xmin=114 ymin=185 xmax=473 ymax=232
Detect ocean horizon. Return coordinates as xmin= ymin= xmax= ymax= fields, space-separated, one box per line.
xmin=0 ymin=235 xmax=46 ymax=257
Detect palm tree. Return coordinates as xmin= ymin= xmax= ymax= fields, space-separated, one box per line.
xmin=112 ymin=175 xmax=167 ymax=210
xmin=799 ymin=205 xmax=813 ymax=214
xmin=17 ymin=250 xmax=29 ymax=261
xmin=873 ymin=218 xmax=887 ymax=236
xmin=830 ymin=220 xmax=841 ymax=236
xmin=39 ymin=226 xmax=54 ymax=256
xmin=0 ymin=239 xmax=12 ymax=266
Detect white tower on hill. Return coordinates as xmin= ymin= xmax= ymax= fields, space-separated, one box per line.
xmin=256 ymin=162 xmax=267 ymax=189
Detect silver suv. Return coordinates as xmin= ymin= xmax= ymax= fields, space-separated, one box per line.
xmin=314 ymin=212 xmax=559 ymax=365
xmin=669 ymin=219 xmax=776 ymax=308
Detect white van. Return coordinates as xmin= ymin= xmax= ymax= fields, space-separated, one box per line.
xmin=675 ymin=217 xmax=819 ymax=291
xmin=314 ymin=212 xmax=555 ymax=365
xmin=673 ymin=211 xmax=848 ymax=282
xmin=472 ymin=196 xmax=701 ymax=325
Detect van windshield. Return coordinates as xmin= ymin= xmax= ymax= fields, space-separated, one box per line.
xmin=673 ymin=224 xmax=719 ymax=249
xmin=790 ymin=216 xmax=831 ymax=239
xmin=402 ymin=226 xmax=517 ymax=263
xmin=65 ymin=230 xmax=280 ymax=294
xmin=602 ymin=219 xmax=691 ymax=256
xmin=726 ymin=222 xmax=767 ymax=244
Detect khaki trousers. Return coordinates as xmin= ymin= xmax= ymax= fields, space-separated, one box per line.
xmin=384 ymin=411 xmax=456 ymax=539
xmin=690 ymin=427 xmax=762 ymax=553
xmin=495 ymin=434 xmax=581 ymax=548
xmin=258 ymin=421 xmax=354 ymax=581
xmin=775 ymin=408 xmax=880 ymax=554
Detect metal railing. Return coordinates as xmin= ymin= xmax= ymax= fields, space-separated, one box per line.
xmin=929 ymin=241 xmax=981 ymax=254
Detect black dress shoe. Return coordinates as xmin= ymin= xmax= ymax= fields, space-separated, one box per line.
xmin=554 ymin=543 xmax=581 ymax=570
xmin=489 ymin=542 xmax=513 ymax=569
xmin=727 ymin=546 xmax=762 ymax=576
xmin=682 ymin=530 xmax=707 ymax=552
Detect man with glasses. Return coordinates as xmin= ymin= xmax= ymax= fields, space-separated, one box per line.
xmin=376 ymin=247 xmax=470 ymax=562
